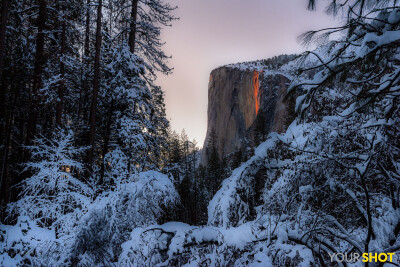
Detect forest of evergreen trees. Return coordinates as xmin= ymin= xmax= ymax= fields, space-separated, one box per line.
xmin=0 ymin=0 xmax=237 ymax=227
xmin=0 ymin=0 xmax=177 ymax=206
xmin=0 ymin=0 xmax=399 ymax=266
xmin=0 ymin=0 xmax=238 ymax=264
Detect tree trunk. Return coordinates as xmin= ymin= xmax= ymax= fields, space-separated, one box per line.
xmin=0 ymin=0 xmax=9 ymax=201
xmin=84 ymin=0 xmax=90 ymax=58
xmin=128 ymin=0 xmax=139 ymax=53
xmin=0 ymin=82 xmax=16 ymax=205
xmin=78 ymin=0 xmax=91 ymax=120
xmin=26 ymin=0 xmax=47 ymax=148
xmin=0 ymin=0 xmax=9 ymax=113
xmin=87 ymin=0 xmax=102 ymax=168
xmin=0 ymin=0 xmax=8 ymax=74
xmin=56 ymin=11 xmax=66 ymax=126
xmin=99 ymin=100 xmax=114 ymax=184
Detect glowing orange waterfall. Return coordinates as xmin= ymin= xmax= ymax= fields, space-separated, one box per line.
xmin=253 ymin=70 xmax=262 ymax=115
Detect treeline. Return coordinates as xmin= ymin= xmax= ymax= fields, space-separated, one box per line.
xmin=165 ymin=128 xmax=232 ymax=225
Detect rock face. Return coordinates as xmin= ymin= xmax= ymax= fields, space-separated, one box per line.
xmin=201 ymin=56 xmax=295 ymax=165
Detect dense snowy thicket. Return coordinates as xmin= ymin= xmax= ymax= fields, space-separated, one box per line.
xmin=108 ymin=113 xmax=398 ymax=265
xmin=1 ymin=134 xmax=180 ymax=265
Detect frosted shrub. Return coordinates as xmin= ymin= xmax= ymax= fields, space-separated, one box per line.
xmin=8 ymin=129 xmax=92 ymax=236
xmin=68 ymin=170 xmax=180 ymax=265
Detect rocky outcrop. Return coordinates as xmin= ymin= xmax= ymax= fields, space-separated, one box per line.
xmin=201 ymin=56 xmax=295 ymax=165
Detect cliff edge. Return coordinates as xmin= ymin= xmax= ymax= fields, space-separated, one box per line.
xmin=201 ymin=55 xmax=296 ymax=165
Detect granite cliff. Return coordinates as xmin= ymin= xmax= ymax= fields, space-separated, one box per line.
xmin=202 ymin=55 xmax=296 ymax=164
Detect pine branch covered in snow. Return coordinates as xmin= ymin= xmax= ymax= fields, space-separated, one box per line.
xmin=8 ymin=129 xmax=92 ymax=235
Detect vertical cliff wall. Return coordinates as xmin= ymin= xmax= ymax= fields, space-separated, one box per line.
xmin=202 ymin=56 xmax=295 ymax=165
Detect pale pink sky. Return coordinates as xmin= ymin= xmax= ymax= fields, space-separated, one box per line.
xmin=158 ymin=0 xmax=338 ymax=146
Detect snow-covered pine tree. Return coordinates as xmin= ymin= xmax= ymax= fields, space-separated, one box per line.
xmin=38 ymin=0 xmax=87 ymax=127
xmin=148 ymin=85 xmax=170 ymax=170
xmin=90 ymin=0 xmax=176 ymax=179
xmin=295 ymin=0 xmax=400 ymax=120
xmin=101 ymin=44 xmax=154 ymax=173
xmin=113 ymin=0 xmax=178 ymax=75
xmin=9 ymin=129 xmax=92 ymax=236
